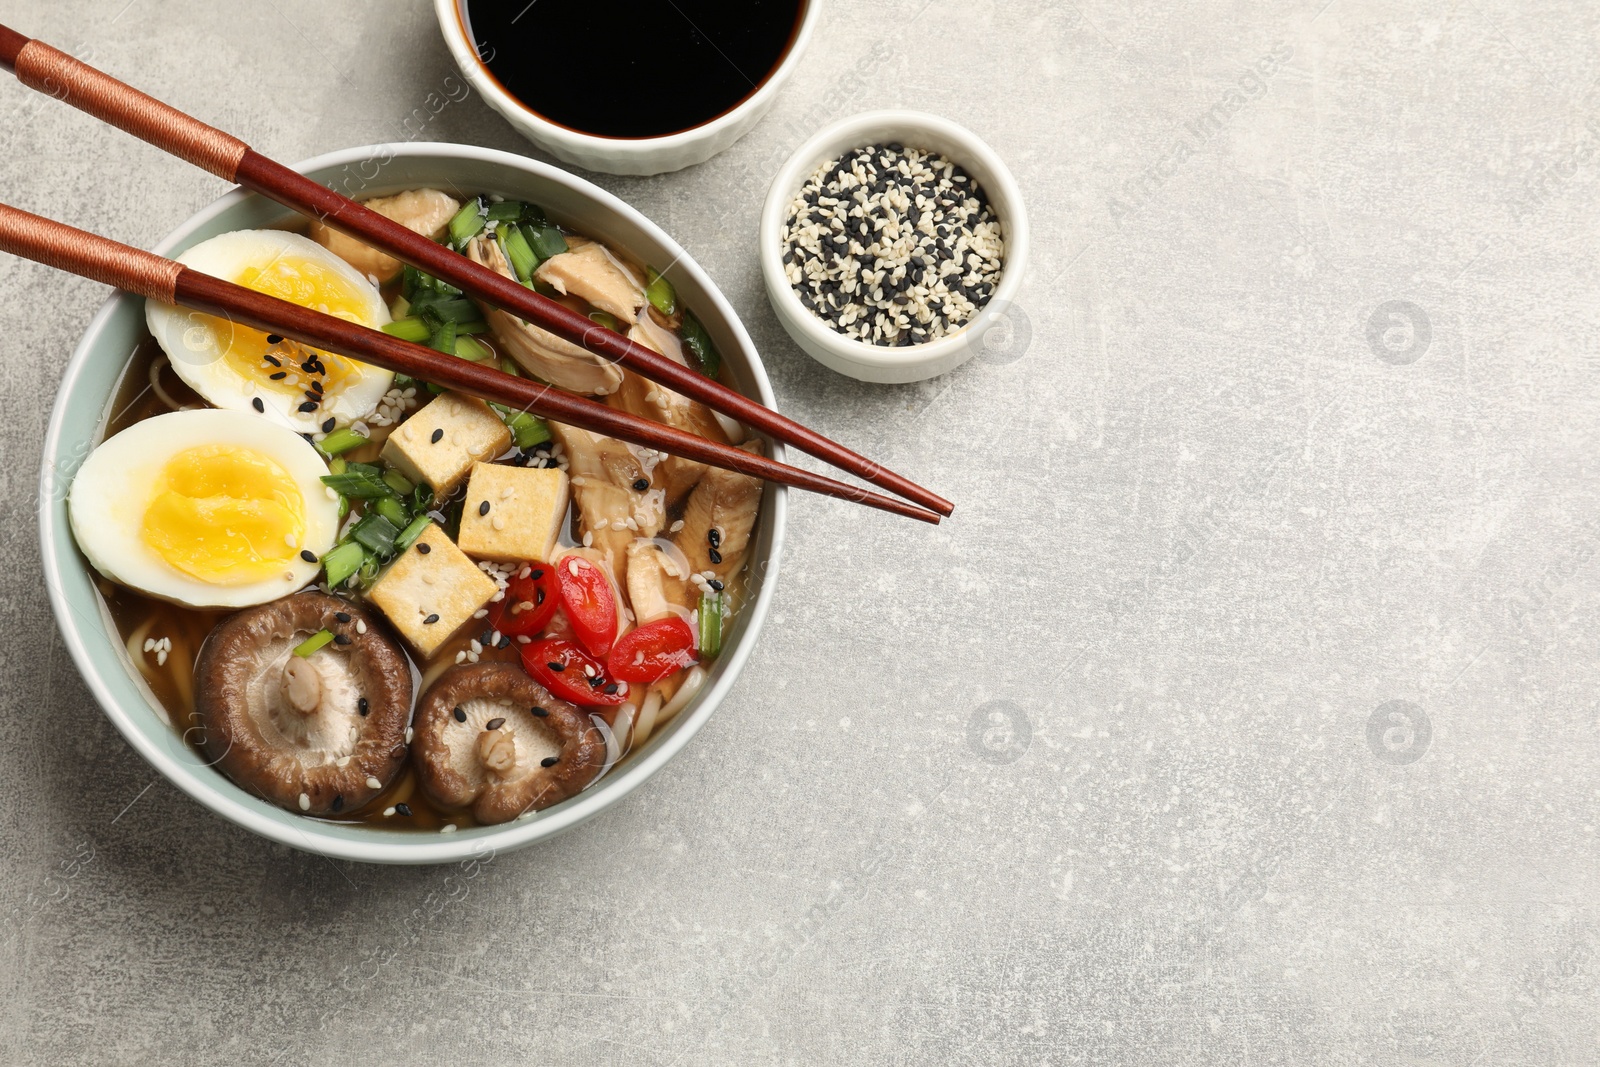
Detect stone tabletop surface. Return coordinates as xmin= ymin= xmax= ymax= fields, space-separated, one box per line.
xmin=2 ymin=0 xmax=1597 ymax=1063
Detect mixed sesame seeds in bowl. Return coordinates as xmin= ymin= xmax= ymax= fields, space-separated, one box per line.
xmin=760 ymin=110 xmax=1029 ymax=383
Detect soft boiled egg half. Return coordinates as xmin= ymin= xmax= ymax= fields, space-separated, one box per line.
xmin=69 ymin=409 xmax=341 ymax=608
xmin=146 ymin=230 xmax=393 ymax=433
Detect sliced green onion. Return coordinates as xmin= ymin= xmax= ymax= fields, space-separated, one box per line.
xmin=498 ymin=357 xmax=522 ymax=378
xmin=374 ymin=494 xmax=410 ymax=530
xmin=484 ymin=200 xmax=526 ymax=224
xmin=411 ymin=483 xmax=434 ymax=515
xmin=381 ymin=469 xmax=415 ymax=497
xmin=357 ymin=552 xmax=382 ymax=588
xmin=419 ymin=296 xmax=483 ymax=325
xmin=382 ymin=317 xmax=431 ymax=343
xmin=328 ymin=457 xmax=348 ymax=476
xmin=456 ymin=318 xmax=490 ymax=335
xmin=587 ymin=310 xmax=619 ymax=331
xmin=425 ymin=381 xmax=446 ymax=395
xmin=645 ymin=267 xmax=677 ymax=315
xmin=447 ymin=197 xmax=487 ymax=247
xmin=428 ymin=317 xmax=457 ymax=356
xmin=492 ymin=403 xmax=551 ymax=449
xmin=393 ymin=373 xmax=416 ymax=389
xmin=321 ymin=469 xmax=393 ymax=499
xmin=403 ymin=265 xmax=462 ymax=300
xmin=351 ymin=512 xmax=400 ymax=555
xmin=293 ymin=629 xmax=335 ymax=658
xmin=396 ymin=514 xmax=433 ymax=551
xmin=320 ymin=542 xmax=365 ymax=588
xmin=317 ymin=427 xmax=369 ymax=457
xmin=697 ymin=593 xmax=724 ymax=658
xmin=500 ymin=224 xmax=538 ymax=283
xmin=389 ymin=295 xmax=411 ymax=319
xmin=524 ymin=223 xmax=567 ymax=262
xmin=681 ymin=312 xmax=720 ymax=377
xmin=454 ymin=335 xmax=493 ymax=362
xmin=520 ymin=202 xmax=548 ymax=225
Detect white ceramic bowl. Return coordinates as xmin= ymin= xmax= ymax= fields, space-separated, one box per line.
xmin=39 ymin=143 xmax=786 ymax=864
xmin=435 ymin=0 xmax=821 ymax=176
xmin=760 ymin=110 xmax=1029 ymax=384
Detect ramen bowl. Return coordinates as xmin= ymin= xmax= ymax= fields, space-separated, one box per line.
xmin=39 ymin=142 xmax=786 ymax=864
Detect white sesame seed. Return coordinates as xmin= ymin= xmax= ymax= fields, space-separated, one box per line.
xmin=366 ymin=776 xmax=382 ymax=790
xmin=298 ymin=793 xmax=310 ymax=811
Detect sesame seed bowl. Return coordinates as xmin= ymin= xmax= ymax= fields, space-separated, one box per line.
xmin=760 ymin=110 xmax=1029 ymax=383
xmin=40 ymin=142 xmax=786 ymax=864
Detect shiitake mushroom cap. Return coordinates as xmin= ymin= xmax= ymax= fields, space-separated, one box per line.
xmin=195 ymin=591 xmax=411 ymax=816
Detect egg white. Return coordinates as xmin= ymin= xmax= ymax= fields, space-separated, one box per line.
xmin=146 ymin=230 xmax=393 ymax=433
xmin=69 ymin=409 xmax=341 ymax=609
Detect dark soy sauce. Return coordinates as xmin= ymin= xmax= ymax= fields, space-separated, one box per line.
xmin=463 ymin=0 xmax=805 ymax=139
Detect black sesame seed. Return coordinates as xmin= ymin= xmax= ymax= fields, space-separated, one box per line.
xmin=395 ymin=803 xmax=412 ymax=816
xmin=534 ymin=588 xmax=544 ymax=606
xmin=486 ymin=717 xmax=505 ymax=731
xmin=358 ymin=697 xmax=369 ymax=716
xmin=252 ymin=397 xmax=265 ymax=413
xmin=497 ymin=635 xmax=511 ymax=649
xmin=587 ymin=675 xmax=604 ymax=688
xmin=299 ymin=550 xmax=317 ymax=563
xmin=530 ymin=568 xmax=543 ymax=579
xmin=707 ymin=528 xmax=721 ymax=548
xmin=334 ymin=634 xmax=351 ymax=645
xmin=531 ymin=706 xmax=548 ymax=717
xmin=632 ymin=478 xmax=649 ymax=491
xmin=331 ymin=794 xmax=344 ymax=812
xmin=264 ymin=354 xmax=281 ymax=367
xmin=311 ymin=381 xmax=324 ymax=394
xmin=417 ymin=543 xmax=431 ymax=555
xmin=298 ymin=401 xmax=318 ymax=413
xmin=321 ymin=417 xmax=335 ymax=432
xmin=431 ymin=427 xmax=444 ymax=443
xmin=453 ymin=706 xmax=466 ymax=722
xmin=708 ymin=548 xmax=723 ymax=565
xmin=708 ymin=579 xmax=725 ymax=592
xmin=540 ymin=756 xmax=560 ymax=768
xmin=269 ymin=371 xmax=287 ymax=380
xmin=335 ymin=611 xmax=351 ymax=623
xmin=424 ymin=613 xmax=440 ymax=625
xmin=267 ymin=334 xmax=283 ymax=345
xmin=478 ymin=500 xmax=491 ymax=516
xmin=546 ymin=661 xmax=564 ymax=672
xmin=603 ymin=683 xmax=619 ymax=695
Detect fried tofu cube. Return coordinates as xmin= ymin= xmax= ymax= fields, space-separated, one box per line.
xmin=367 ymin=524 xmax=496 ymax=657
xmin=380 ymin=392 xmax=511 ymax=495
xmin=456 ymin=462 xmax=571 ymax=563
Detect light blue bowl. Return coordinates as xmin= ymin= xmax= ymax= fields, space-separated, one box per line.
xmin=39 ymin=143 xmax=786 ymax=864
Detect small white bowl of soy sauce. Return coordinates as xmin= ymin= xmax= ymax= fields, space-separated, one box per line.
xmin=437 ymin=0 xmax=819 ymax=175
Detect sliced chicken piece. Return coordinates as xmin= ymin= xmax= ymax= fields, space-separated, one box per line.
xmin=605 ymin=316 xmax=731 ymax=507
xmin=310 ymin=188 xmax=460 ymax=281
xmin=465 ymin=236 xmax=624 ymax=396
xmin=534 ymin=240 xmax=648 ymax=322
xmin=673 ymin=440 xmax=765 ymax=581
xmin=548 ymin=422 xmax=665 ymax=584
xmin=625 ymin=540 xmax=694 ymax=625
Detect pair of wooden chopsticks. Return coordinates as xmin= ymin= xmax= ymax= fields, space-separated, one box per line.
xmin=0 ymin=24 xmax=953 ymax=524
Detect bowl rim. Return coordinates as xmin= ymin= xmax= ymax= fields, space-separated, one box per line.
xmin=434 ymin=0 xmax=822 ymax=156
xmin=758 ymin=108 xmax=1030 ymax=374
xmin=38 ymin=141 xmax=787 ymax=864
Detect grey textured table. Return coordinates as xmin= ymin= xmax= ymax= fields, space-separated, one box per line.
xmin=3 ymin=1 xmax=1597 ymax=1063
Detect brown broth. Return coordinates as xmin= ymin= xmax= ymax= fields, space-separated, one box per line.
xmin=91 ymin=218 xmax=750 ymax=831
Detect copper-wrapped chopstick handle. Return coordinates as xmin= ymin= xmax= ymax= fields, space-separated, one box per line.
xmin=0 ymin=203 xmax=180 ymax=302
xmin=0 ymin=31 xmax=246 ymax=180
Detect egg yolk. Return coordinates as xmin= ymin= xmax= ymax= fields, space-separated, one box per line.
xmin=200 ymin=254 xmax=372 ymax=394
xmin=142 ymin=445 xmax=307 ymax=585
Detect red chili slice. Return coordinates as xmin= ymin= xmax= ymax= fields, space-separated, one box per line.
xmin=607 ymin=617 xmax=698 ymax=684
xmin=520 ymin=637 xmax=627 ymax=707
xmin=555 ymin=556 xmax=618 ymax=657
xmin=487 ymin=561 xmax=559 ymax=637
